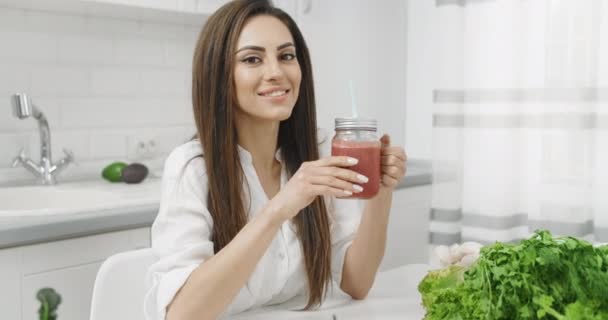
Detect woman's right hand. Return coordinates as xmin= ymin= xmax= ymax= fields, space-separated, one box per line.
xmin=267 ymin=156 xmax=369 ymax=222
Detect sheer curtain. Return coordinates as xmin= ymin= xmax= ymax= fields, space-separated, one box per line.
xmin=430 ymin=0 xmax=608 ymax=245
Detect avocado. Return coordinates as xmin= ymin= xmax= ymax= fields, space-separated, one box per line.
xmin=102 ymin=162 xmax=128 ymax=182
xmin=121 ymin=163 xmax=149 ymax=184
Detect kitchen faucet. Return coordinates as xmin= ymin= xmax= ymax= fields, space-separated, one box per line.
xmin=10 ymin=93 xmax=74 ymax=185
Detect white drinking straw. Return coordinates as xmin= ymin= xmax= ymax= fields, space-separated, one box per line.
xmin=349 ymin=80 xmax=358 ymax=118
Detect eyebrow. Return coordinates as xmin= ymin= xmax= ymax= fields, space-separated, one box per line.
xmin=235 ymin=42 xmax=295 ymax=54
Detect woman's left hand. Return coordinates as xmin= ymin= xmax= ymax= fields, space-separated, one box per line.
xmin=380 ymin=134 xmax=407 ymax=188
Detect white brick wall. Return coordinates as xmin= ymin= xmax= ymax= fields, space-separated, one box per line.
xmin=0 ymin=6 xmax=202 ymax=185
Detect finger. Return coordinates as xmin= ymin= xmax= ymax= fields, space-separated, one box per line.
xmin=381 ymin=148 xmax=406 ymax=161
xmin=311 ymin=185 xmax=355 ymax=198
xmin=382 ymin=165 xmax=405 ymax=179
xmin=311 ymin=166 xmax=369 ymax=184
xmin=314 ymin=156 xmax=359 ymax=168
xmin=380 ymin=134 xmax=391 ymax=147
xmin=381 ymin=160 xmax=405 ymax=173
xmin=382 ymin=174 xmax=399 ymax=187
xmin=308 ymin=175 xmax=364 ymax=194
xmin=381 ymin=155 xmax=406 ymax=168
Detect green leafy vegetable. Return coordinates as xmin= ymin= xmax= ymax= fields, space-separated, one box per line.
xmin=418 ymin=230 xmax=608 ymax=319
xmin=37 ymin=288 xmax=62 ymax=320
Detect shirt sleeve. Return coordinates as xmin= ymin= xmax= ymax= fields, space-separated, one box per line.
xmin=144 ymin=145 xmax=215 ymax=320
xmin=317 ymin=128 xmax=364 ymax=286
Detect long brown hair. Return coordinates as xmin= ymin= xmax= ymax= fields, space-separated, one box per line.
xmin=191 ymin=0 xmax=332 ymax=309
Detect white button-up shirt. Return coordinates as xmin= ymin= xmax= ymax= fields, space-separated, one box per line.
xmin=144 ymin=131 xmax=362 ymax=319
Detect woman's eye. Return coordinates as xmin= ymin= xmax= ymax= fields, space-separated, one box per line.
xmin=242 ymin=56 xmax=261 ymax=64
xmin=282 ymin=53 xmax=296 ymax=61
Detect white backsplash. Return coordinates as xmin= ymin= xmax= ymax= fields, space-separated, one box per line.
xmin=0 ymin=6 xmax=203 ymax=185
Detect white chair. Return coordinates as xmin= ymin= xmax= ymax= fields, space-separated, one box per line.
xmin=90 ymin=248 xmax=157 ymax=320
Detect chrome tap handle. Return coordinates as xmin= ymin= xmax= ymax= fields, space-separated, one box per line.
xmin=62 ymin=148 xmax=77 ymax=166
xmin=11 ymin=148 xmax=26 ymax=167
xmin=50 ymin=148 xmax=76 ymax=176
xmin=63 ymin=148 xmax=74 ymax=161
xmin=11 ymin=149 xmax=42 ymax=177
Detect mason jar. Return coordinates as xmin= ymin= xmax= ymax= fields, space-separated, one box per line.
xmin=331 ymin=118 xmax=381 ymax=199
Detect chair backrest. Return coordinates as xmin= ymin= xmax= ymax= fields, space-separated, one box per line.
xmin=90 ymin=248 xmax=157 ymax=320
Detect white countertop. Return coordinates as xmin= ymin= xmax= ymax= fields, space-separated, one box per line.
xmin=232 ymin=264 xmax=431 ymax=320
xmin=0 ymin=178 xmax=162 ymax=248
xmin=0 ymin=162 xmax=432 ymax=249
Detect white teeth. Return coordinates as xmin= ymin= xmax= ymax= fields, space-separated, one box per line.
xmin=262 ymin=90 xmax=286 ymax=97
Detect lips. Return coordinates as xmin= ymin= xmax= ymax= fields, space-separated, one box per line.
xmin=258 ymin=87 xmax=290 ymax=97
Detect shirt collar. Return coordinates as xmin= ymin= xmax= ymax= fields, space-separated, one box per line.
xmin=237 ymin=145 xmax=283 ymax=164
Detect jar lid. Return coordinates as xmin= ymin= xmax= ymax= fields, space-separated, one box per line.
xmin=335 ymin=118 xmax=377 ymax=130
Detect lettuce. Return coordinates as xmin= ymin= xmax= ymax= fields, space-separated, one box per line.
xmin=418 ymin=230 xmax=608 ymax=319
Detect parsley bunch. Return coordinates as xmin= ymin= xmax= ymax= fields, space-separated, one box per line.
xmin=418 ymin=230 xmax=608 ymax=319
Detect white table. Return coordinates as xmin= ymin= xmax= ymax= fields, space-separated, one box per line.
xmin=231 ymin=264 xmax=431 ymax=320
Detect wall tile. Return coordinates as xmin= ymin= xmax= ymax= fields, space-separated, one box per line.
xmin=91 ymin=67 xmax=139 ymax=96
xmin=60 ymin=98 xmax=130 ymax=128
xmin=0 ymin=64 xmax=30 ymax=96
xmin=88 ymin=131 xmax=128 ymax=160
xmin=60 ymin=98 xmax=192 ymax=129
xmin=24 ymin=10 xmax=86 ymax=34
xmin=141 ymin=98 xmax=193 ymax=125
xmin=31 ymin=66 xmax=89 ymax=96
xmin=85 ymin=16 xmax=140 ymax=37
xmin=154 ymin=126 xmax=196 ymax=153
xmin=139 ymin=21 xmax=186 ymax=41
xmin=58 ymin=34 xmax=114 ymax=65
xmin=139 ymin=69 xmax=189 ymax=96
xmin=184 ymin=26 xmax=202 ymax=44
xmin=0 ymin=7 xmax=25 ymax=31
xmin=114 ymin=38 xmax=165 ymax=66
xmin=165 ymin=40 xmax=194 ymax=68
xmin=0 ymin=31 xmax=57 ymax=63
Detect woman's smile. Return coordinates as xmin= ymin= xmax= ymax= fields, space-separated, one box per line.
xmin=257 ymin=87 xmax=291 ymax=103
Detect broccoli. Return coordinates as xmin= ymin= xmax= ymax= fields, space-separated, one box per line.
xmin=36 ymin=288 xmax=62 ymax=320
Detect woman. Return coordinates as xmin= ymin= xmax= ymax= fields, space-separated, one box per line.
xmin=144 ymin=0 xmax=407 ymax=319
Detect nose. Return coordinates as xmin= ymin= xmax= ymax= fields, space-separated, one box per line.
xmin=263 ymin=57 xmax=285 ymax=81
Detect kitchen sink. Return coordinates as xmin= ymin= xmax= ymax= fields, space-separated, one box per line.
xmin=0 ymin=179 xmax=161 ymax=216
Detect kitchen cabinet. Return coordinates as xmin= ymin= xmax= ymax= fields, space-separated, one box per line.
xmin=22 ymin=262 xmax=102 ymax=320
xmin=0 ymin=0 xmax=303 ymax=25
xmin=197 ymin=0 xmax=299 ymax=18
xmin=0 ymin=0 xmax=223 ymax=25
xmin=0 ymin=227 xmax=150 ymax=320
xmin=381 ymin=185 xmax=432 ymax=271
xmin=85 ymin=0 xmax=297 ymax=16
xmin=90 ymin=0 xmax=182 ymax=12
xmin=0 ymin=248 xmax=21 ymax=320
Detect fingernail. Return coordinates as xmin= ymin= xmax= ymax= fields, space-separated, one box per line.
xmin=357 ymin=174 xmax=369 ymax=183
xmin=347 ymin=157 xmax=358 ymax=165
xmin=353 ymin=185 xmax=363 ymax=193
xmin=343 ymin=190 xmax=353 ymax=196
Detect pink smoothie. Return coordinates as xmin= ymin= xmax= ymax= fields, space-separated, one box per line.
xmin=331 ymin=140 xmax=381 ymax=199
